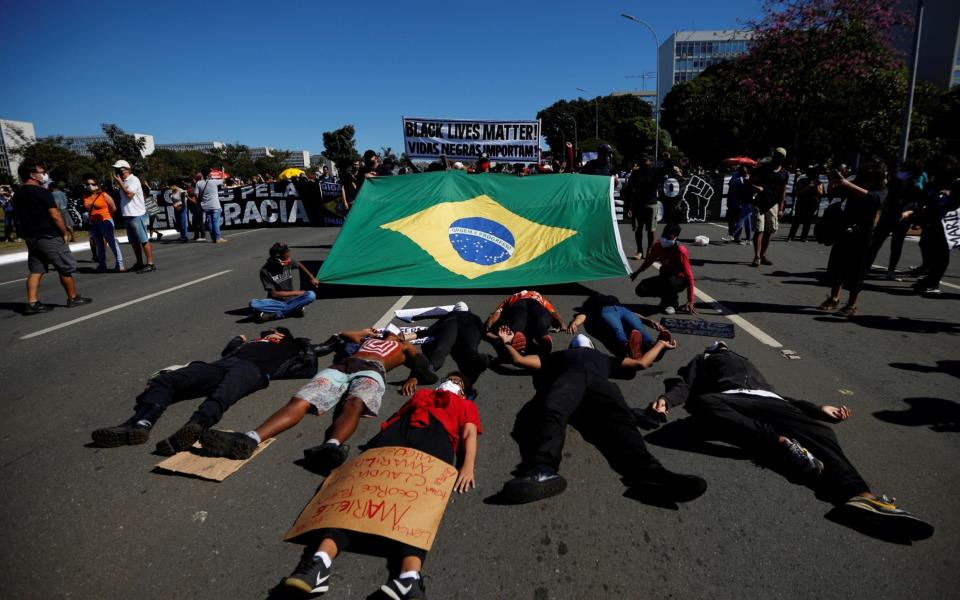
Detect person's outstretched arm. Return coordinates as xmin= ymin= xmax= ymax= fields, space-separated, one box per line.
xmin=621 ymin=339 xmax=676 ymax=370
xmin=496 ymin=327 xmax=541 ymax=370
xmin=454 ymin=422 xmax=478 ymax=493
xmin=566 ymin=312 xmax=587 ymax=334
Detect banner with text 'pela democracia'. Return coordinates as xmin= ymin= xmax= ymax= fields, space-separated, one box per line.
xmin=403 ymin=117 xmax=541 ymax=163
xmin=318 ymin=171 xmax=630 ymax=288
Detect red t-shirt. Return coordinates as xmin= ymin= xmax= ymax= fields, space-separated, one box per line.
xmin=381 ymin=389 xmax=482 ymax=455
xmin=643 ymin=242 xmax=696 ymax=304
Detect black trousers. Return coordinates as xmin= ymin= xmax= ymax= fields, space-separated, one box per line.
xmin=317 ymin=419 xmax=455 ymax=562
xmin=635 ymin=273 xmax=687 ymax=309
xmin=190 ymin=204 xmax=206 ymax=237
xmin=788 ymin=197 xmax=818 ymax=240
xmin=918 ymin=223 xmax=950 ymax=289
xmin=688 ymin=393 xmax=868 ymax=500
xmin=523 ymin=369 xmax=661 ymax=477
xmin=421 ymin=312 xmax=486 ymax=381
xmin=494 ymin=299 xmax=552 ymax=340
xmin=133 ymin=357 xmax=269 ymax=427
xmin=867 ymin=212 xmax=910 ymax=272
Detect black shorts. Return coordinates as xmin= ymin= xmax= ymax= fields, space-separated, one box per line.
xmin=26 ymin=236 xmax=77 ymax=275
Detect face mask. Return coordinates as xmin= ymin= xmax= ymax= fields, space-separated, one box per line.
xmin=660 ymin=237 xmax=676 ymax=248
xmin=436 ymin=380 xmax=463 ymax=396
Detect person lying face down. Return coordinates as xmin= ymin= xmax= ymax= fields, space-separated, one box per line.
xmin=494 ymin=332 xmax=705 ymax=506
xmin=642 ymin=341 xmax=933 ymax=541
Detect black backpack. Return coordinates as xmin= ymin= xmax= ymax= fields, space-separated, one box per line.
xmin=271 ymin=337 xmax=320 ymax=380
xmin=815 ymin=201 xmax=844 ymax=246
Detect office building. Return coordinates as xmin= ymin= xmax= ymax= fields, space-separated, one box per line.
xmin=895 ymin=0 xmax=960 ymax=89
xmin=657 ymin=30 xmax=753 ymax=106
xmin=0 ymin=119 xmax=37 ymax=179
xmin=281 ymin=150 xmax=311 ymax=169
xmin=155 ymin=141 xmax=225 ymax=152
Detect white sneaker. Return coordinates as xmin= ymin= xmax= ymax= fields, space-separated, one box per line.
xmin=664 ymin=306 xmax=676 ymax=315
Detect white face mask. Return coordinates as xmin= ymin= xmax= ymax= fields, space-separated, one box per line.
xmin=660 ymin=237 xmax=676 ymax=248
xmin=436 ymin=380 xmax=463 ymax=396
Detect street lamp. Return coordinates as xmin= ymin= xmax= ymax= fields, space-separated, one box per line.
xmin=621 ymin=13 xmax=661 ymax=163
xmin=576 ymin=87 xmax=599 ymax=139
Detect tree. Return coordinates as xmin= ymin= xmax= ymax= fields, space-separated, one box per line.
xmin=255 ymin=149 xmax=294 ymax=177
xmin=208 ymin=143 xmax=256 ymax=179
xmin=322 ymin=125 xmax=361 ymax=174
xmin=537 ymin=95 xmax=653 ymax=168
xmin=147 ymin=149 xmax=208 ymax=184
xmin=16 ymin=137 xmax=97 ymax=186
xmin=86 ymin=123 xmax=148 ymax=177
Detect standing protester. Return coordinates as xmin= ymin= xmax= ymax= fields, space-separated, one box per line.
xmin=248 ymin=242 xmax=318 ymax=321
xmin=866 ymin=162 xmax=922 ymax=281
xmin=816 ymin=160 xmax=888 ymax=317
xmin=750 ymin=147 xmax=789 ymax=267
xmin=1 ymin=184 xmax=18 ymax=241
xmin=630 ymin=223 xmax=697 ymax=315
xmin=787 ymin=167 xmax=823 ymax=242
xmin=50 ymin=182 xmax=76 ymax=242
xmin=13 ymin=161 xmax=91 ymax=314
xmin=194 ymin=168 xmax=225 ymax=243
xmin=623 ymin=156 xmax=659 ymax=259
xmin=725 ymin=164 xmax=754 ymax=244
xmin=908 ymin=155 xmax=960 ymax=295
xmin=142 ymin=178 xmax=163 ymax=241
xmin=168 ymin=182 xmax=190 ymax=241
xmin=81 ymin=175 xmax=124 ymax=272
xmin=113 ymin=159 xmax=156 ymax=273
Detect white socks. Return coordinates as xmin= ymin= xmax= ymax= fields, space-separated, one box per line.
xmin=326 ymin=438 xmax=340 ymax=447
xmin=245 ymin=431 xmax=261 ymax=444
xmin=395 ymin=302 xmax=468 ymax=323
xmin=313 ymin=551 xmax=332 ymax=568
xmin=399 ymin=570 xmax=420 ymax=580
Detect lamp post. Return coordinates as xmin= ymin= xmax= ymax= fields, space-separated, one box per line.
xmin=576 ymin=87 xmax=599 ymax=139
xmin=621 ymin=13 xmax=661 ymax=163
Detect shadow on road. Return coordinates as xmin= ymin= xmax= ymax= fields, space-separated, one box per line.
xmin=889 ymin=360 xmax=960 ymax=379
xmin=813 ymin=315 xmax=960 ymax=334
xmin=873 ymin=397 xmax=960 ymax=433
xmin=642 ymin=418 xmax=750 ymax=460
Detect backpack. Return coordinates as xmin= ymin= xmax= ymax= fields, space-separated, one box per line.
xmin=271 ymin=337 xmax=320 ymax=380
xmin=815 ymin=201 xmax=844 ymax=246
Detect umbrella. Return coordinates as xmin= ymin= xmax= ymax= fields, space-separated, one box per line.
xmin=278 ymin=168 xmax=306 ymax=180
xmin=722 ymin=156 xmax=757 ymax=167
xmin=209 ymin=168 xmax=229 ymax=179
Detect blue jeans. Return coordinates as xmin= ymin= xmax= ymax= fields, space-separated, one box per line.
xmin=732 ymin=203 xmax=754 ymax=241
xmin=90 ymin=219 xmax=124 ymax=269
xmin=599 ymin=305 xmax=654 ymax=347
xmin=175 ymin=207 xmax=190 ymax=239
xmin=249 ymin=290 xmax=316 ymax=317
xmin=204 ymin=209 xmax=222 ymax=241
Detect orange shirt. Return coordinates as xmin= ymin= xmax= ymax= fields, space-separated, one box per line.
xmin=83 ymin=192 xmax=113 ymax=224
xmin=497 ymin=290 xmax=557 ymax=314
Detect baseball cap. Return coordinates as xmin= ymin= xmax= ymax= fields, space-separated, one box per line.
xmin=773 ymin=147 xmax=787 ymax=157
xmin=112 ymin=160 xmax=131 ymax=169
xmin=569 ymin=334 xmax=595 ymax=349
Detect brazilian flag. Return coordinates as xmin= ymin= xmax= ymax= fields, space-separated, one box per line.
xmin=318 ymin=171 xmax=629 ymax=288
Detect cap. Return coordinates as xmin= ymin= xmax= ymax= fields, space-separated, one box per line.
xmin=384 ymin=323 xmax=402 ymax=337
xmin=112 ymin=160 xmax=131 ymax=169
xmin=704 ymin=341 xmax=729 ymax=353
xmin=452 ymin=161 xmax=465 ymax=170
xmin=773 ymin=147 xmax=787 ymax=157
xmin=569 ymin=334 xmax=595 ymax=349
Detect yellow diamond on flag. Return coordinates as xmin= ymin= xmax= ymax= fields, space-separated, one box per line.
xmin=381 ymin=195 xmax=578 ymax=280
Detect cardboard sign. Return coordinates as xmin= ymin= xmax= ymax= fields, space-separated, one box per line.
xmin=942 ymin=209 xmax=960 ymax=251
xmin=284 ymin=446 xmax=459 ymax=551
xmin=660 ymin=318 xmax=735 ymax=339
xmin=154 ymin=438 xmax=274 ymax=482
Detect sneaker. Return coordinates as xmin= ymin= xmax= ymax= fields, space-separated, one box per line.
xmin=137 ymin=264 xmax=157 ymax=274
xmin=215 ymin=238 xmax=229 ymax=244
xmin=311 ymin=335 xmax=343 ymax=357
xmin=154 ymin=422 xmax=204 ymax=456
xmin=94 ymin=265 xmax=107 ymax=273
xmin=836 ymin=304 xmax=859 ymax=318
xmin=750 ymin=257 xmax=761 ymax=267
xmin=23 ymin=301 xmax=53 ymax=315
xmin=538 ymin=334 xmax=553 ymax=355
xmin=922 ymin=287 xmax=942 ymax=296
xmin=128 ymin=262 xmax=145 ymax=272
xmin=663 ymin=306 xmax=676 ymax=315
xmin=283 ymin=555 xmax=332 ymax=595
xmin=381 ymin=576 xmax=426 ymax=600
xmin=738 ymin=240 xmax=750 ymax=245
xmin=303 ymin=442 xmax=350 ymax=473
xmin=630 ymin=252 xmax=644 ymax=260
xmin=200 ymin=429 xmax=258 ymax=460
xmin=156 ymin=231 xmax=164 ymax=241
xmin=510 ymin=331 xmax=527 ymax=353
xmin=782 ymin=438 xmax=824 ymax=476
xmin=291 ymin=307 xmax=306 ymax=318
xmin=884 ymin=271 xmax=902 ymax=282
xmin=625 ymin=467 xmax=707 ymax=502
xmin=816 ymin=297 xmax=840 ymax=312
xmin=720 ymin=235 xmax=734 ymax=242
xmin=844 ymin=494 xmax=934 ymax=540
xmin=115 ymin=265 xmax=126 ymax=272
xmin=501 ymin=466 xmax=568 ymax=504
xmin=91 ymin=420 xmax=151 ymax=447
xmin=259 ymin=311 xmax=281 ymax=322
xmin=760 ymin=256 xmax=773 ymax=265
xmin=627 ymin=329 xmax=642 ymax=360
xmin=66 ymin=295 xmax=92 ymax=308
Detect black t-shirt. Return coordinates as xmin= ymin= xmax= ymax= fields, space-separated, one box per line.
xmin=12 ymin=185 xmax=61 ymax=239
xmin=260 ymin=258 xmax=298 ymax=292
xmin=627 ymin=167 xmax=659 ymax=206
xmin=581 ymin=159 xmax=616 ymax=176
xmin=841 ymin=190 xmax=884 ymax=234
xmin=230 ymin=335 xmax=299 ymax=375
xmin=578 ymin=293 xmax=620 ymax=320
xmin=753 ymin=163 xmax=789 ymax=210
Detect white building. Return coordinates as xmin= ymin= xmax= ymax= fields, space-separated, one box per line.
xmin=53 ymin=133 xmax=156 ymax=157
xmin=155 ymin=141 xmax=225 ymax=152
xmin=281 ymin=150 xmax=311 ymax=169
xmin=657 ymin=30 xmax=753 ymax=107
xmin=249 ymin=146 xmax=274 ymax=160
xmin=0 ymin=119 xmax=37 ymax=178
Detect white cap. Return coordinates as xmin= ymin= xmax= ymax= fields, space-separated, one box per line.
xmin=569 ymin=334 xmax=594 ymax=349
xmin=453 ymin=301 xmax=468 ymax=312
xmin=112 ymin=160 xmax=131 ymax=169
xmin=384 ymin=323 xmax=402 ymax=337
xmin=452 ymin=161 xmax=465 ymax=170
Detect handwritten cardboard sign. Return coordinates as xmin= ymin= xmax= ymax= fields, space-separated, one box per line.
xmin=284 ymin=446 xmax=458 ymax=551
xmin=660 ymin=318 xmax=735 ymax=339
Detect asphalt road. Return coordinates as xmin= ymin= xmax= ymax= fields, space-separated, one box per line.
xmin=0 ymin=223 xmax=957 ymax=600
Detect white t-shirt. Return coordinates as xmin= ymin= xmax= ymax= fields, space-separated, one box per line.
xmin=194 ymin=178 xmax=222 ymax=211
xmin=119 ymin=174 xmax=145 ymax=217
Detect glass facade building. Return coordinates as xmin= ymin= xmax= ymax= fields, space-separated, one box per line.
xmin=657 ymin=30 xmax=753 ymax=106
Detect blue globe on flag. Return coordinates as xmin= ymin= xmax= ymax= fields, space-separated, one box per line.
xmin=449 ymin=217 xmax=516 ymax=266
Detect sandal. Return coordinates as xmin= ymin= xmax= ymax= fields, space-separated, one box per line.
xmin=816 ymin=297 xmax=839 ymax=311
xmin=836 ymin=305 xmax=859 ymax=318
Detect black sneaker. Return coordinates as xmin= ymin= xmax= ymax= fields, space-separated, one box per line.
xmin=291 ymin=307 xmax=306 ymax=318
xmin=626 ymin=467 xmax=708 ymax=502
xmin=137 ymin=264 xmax=157 ymax=274
xmin=66 ymin=295 xmax=92 ymax=308
xmin=381 ymin=575 xmax=426 ymax=600
xmin=155 ymin=422 xmax=204 ymax=456
xmin=23 ymin=301 xmax=53 ymax=315
xmin=91 ymin=420 xmax=151 ymax=447
xmin=283 ymin=555 xmax=331 ymax=595
xmin=844 ymin=494 xmax=934 ymax=540
xmin=128 ymin=262 xmax=145 ymax=272
xmin=501 ymin=466 xmax=568 ymax=504
xmin=303 ymin=442 xmax=350 ymax=473
xmin=200 ymin=429 xmax=258 ymax=460
xmin=259 ymin=311 xmax=280 ymax=322
xmin=311 ymin=335 xmax=343 ymax=357
xmin=782 ymin=438 xmax=824 ymax=477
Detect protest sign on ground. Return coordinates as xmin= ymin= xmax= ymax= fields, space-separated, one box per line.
xmin=284 ymin=446 xmax=458 ymax=551
xmin=318 ymin=171 xmax=630 ymax=288
xmin=660 ymin=318 xmax=735 ymax=339
xmin=154 ymin=438 xmax=274 ymax=481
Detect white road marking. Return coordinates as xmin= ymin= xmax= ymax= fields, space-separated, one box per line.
xmin=691 ymin=284 xmax=784 ymax=348
xmin=0 ymin=277 xmax=27 ymax=287
xmin=20 ymin=270 xmax=232 ymax=340
xmin=373 ymin=294 xmax=414 ymax=329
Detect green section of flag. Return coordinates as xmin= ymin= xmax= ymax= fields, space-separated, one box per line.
xmin=318 ymin=171 xmax=629 ymax=288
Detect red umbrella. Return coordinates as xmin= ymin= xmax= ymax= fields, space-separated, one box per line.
xmin=722 ymin=156 xmax=758 ymax=167
xmin=210 ymin=168 xmax=229 ymax=179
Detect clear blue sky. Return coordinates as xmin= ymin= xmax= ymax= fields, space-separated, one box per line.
xmin=1 ymin=0 xmax=761 ymax=156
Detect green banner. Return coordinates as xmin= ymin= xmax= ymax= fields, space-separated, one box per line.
xmin=318 ymin=171 xmax=629 ymax=288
